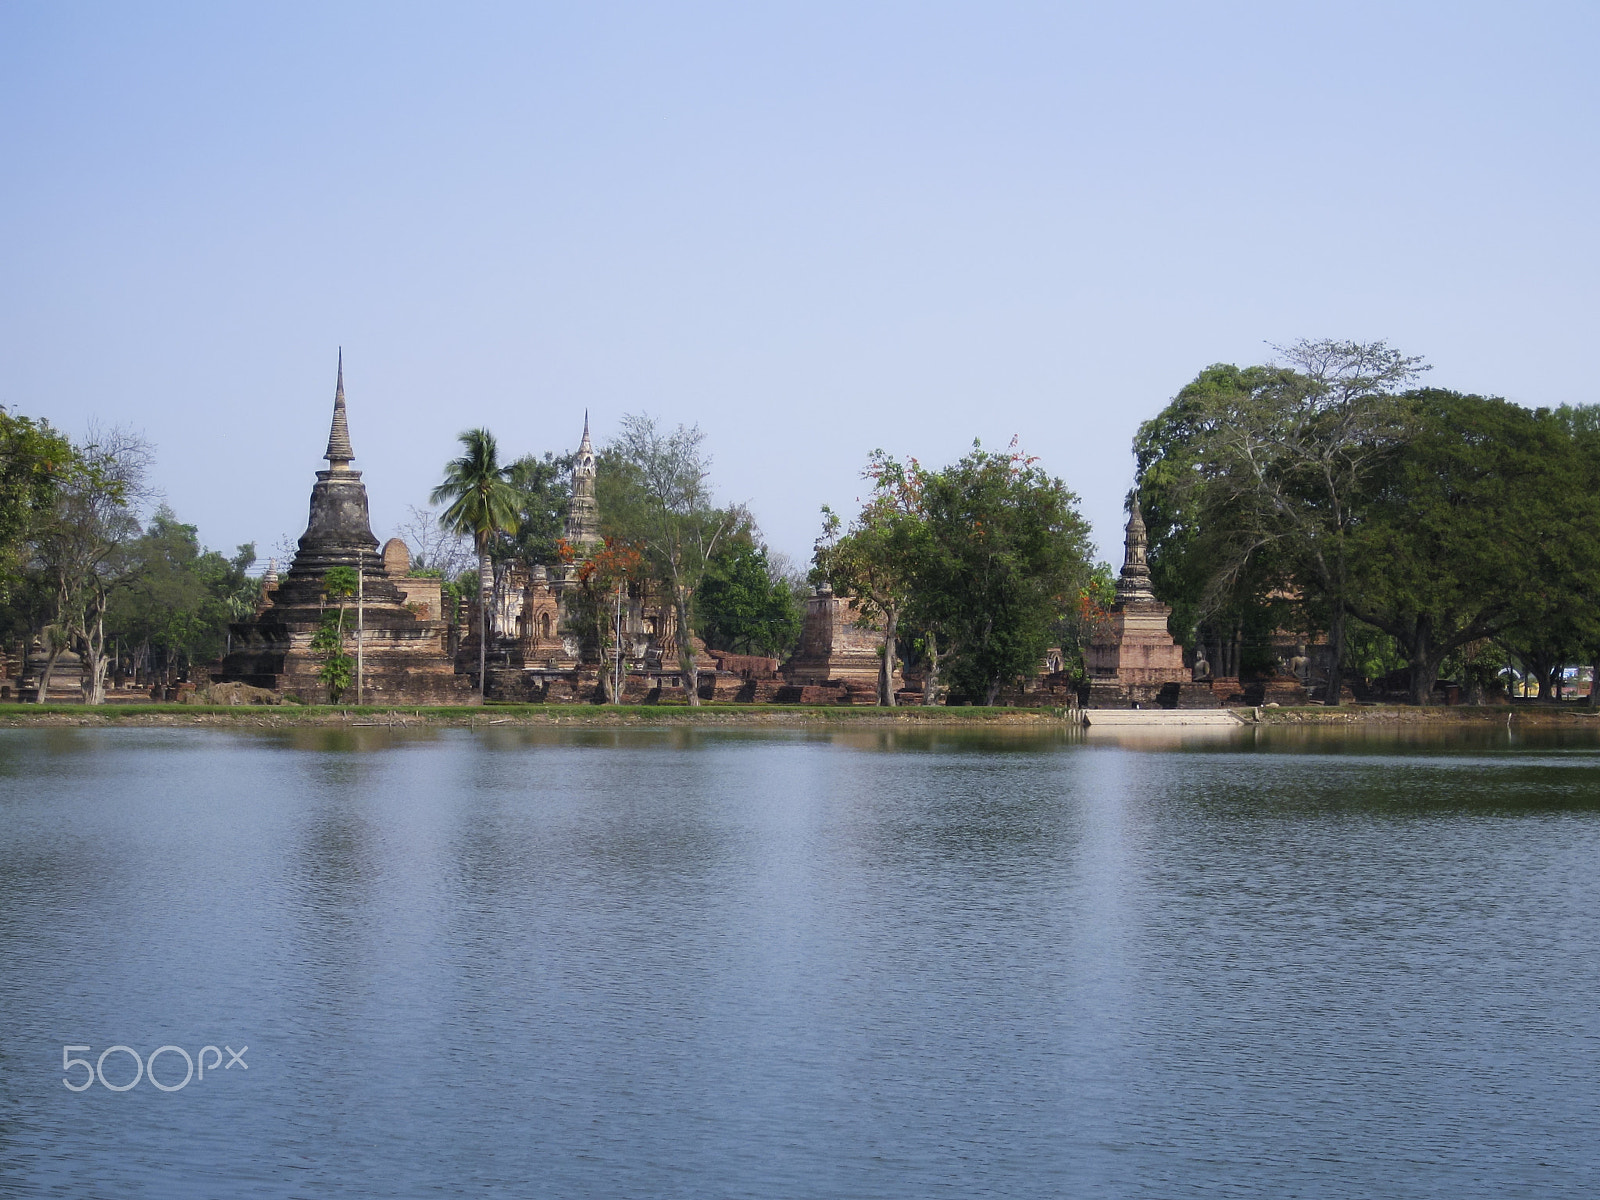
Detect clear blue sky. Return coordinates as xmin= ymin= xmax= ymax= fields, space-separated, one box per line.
xmin=2 ymin=2 xmax=1594 ymax=568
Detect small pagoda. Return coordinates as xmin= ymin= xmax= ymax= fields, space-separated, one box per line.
xmin=215 ymin=356 xmax=477 ymax=704
xmin=1085 ymin=497 xmax=1209 ymax=708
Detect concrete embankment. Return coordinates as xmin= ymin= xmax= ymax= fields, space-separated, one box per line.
xmin=1084 ymin=709 xmax=1243 ymax=727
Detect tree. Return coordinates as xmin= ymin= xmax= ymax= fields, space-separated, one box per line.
xmin=813 ymin=452 xmax=927 ymax=705
xmin=697 ymin=538 xmax=802 ymax=660
xmin=431 ymin=429 xmax=520 ymax=698
xmin=32 ymin=425 xmax=151 ymax=703
xmin=1135 ymin=364 xmax=1304 ymax=679
xmin=0 ymin=409 xmax=74 ymax=675
xmin=600 ymin=414 xmax=736 ymax=705
xmin=1135 ymin=341 xmax=1426 ymax=704
xmin=394 ymin=504 xmax=477 ymax=579
xmin=0 ymin=407 xmax=73 ymax=608
xmin=502 ymin=451 xmax=575 ymax=570
xmin=564 ymin=539 xmax=646 ymax=702
xmin=1551 ymin=403 xmax=1600 ymax=707
xmin=1350 ymin=391 xmax=1600 ymax=704
xmin=107 ymin=506 xmax=255 ymax=687
xmin=1054 ymin=561 xmax=1116 ymax=686
xmin=311 ymin=566 xmax=358 ymax=702
xmin=917 ymin=442 xmax=1094 ymax=705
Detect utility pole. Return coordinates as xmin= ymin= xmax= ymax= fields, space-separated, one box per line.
xmin=356 ymin=551 xmax=365 ymax=706
xmin=612 ymin=583 xmax=624 ymax=703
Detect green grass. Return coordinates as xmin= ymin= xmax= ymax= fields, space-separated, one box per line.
xmin=0 ymin=701 xmax=1064 ymax=721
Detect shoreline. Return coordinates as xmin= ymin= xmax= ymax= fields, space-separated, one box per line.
xmin=0 ymin=702 xmax=1595 ymax=729
xmin=0 ymin=703 xmax=1071 ymax=728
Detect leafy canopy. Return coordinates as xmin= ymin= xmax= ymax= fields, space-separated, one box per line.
xmin=697 ymin=539 xmax=802 ymax=658
xmin=431 ymin=428 xmax=520 ymax=552
xmin=918 ymin=443 xmax=1094 ymax=703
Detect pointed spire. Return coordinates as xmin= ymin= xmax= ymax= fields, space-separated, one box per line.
xmin=1126 ymin=496 xmax=1147 ymax=546
xmin=324 ymin=348 xmax=355 ymax=467
xmin=1115 ymin=492 xmax=1156 ymax=604
xmin=565 ymin=410 xmax=601 ymax=550
xmin=572 ymin=411 xmax=596 ymax=482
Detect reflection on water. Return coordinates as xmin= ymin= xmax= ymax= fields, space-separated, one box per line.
xmin=1 ymin=725 xmax=1598 ymax=1198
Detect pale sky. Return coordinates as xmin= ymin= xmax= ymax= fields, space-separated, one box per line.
xmin=2 ymin=2 xmax=1595 ymax=569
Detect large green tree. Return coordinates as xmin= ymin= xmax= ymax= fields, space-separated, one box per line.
xmin=916 ymin=443 xmax=1093 ymax=705
xmin=0 ymin=408 xmax=73 ymax=609
xmin=106 ymin=506 xmax=255 ymax=687
xmin=697 ymin=538 xmax=802 ymax=660
xmin=431 ymin=429 xmax=520 ymax=697
xmin=1134 ymin=364 xmax=1309 ymax=680
xmin=1350 ymin=391 xmax=1600 ymax=704
xmin=1136 ymin=341 xmax=1425 ymax=703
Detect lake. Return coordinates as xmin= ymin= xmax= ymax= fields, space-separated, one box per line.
xmin=2 ymin=723 xmax=1598 ymax=1198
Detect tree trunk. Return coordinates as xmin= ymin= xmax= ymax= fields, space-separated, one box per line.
xmin=478 ymin=548 xmax=491 ymax=699
xmin=922 ymin=632 xmax=942 ymax=706
xmin=597 ymin=606 xmax=617 ymax=705
xmin=77 ymin=638 xmax=102 ymax=705
xmin=334 ymin=603 xmax=348 ymax=703
xmin=1408 ymin=649 xmax=1446 ymax=704
xmin=984 ymin=677 xmax=1002 ymax=706
xmin=37 ymin=644 xmax=61 ymax=704
xmin=878 ymin=607 xmax=899 ymax=707
xmin=77 ymin=610 xmax=109 ymax=706
xmin=89 ymin=652 xmax=109 ymax=705
xmin=1323 ymin=606 xmax=1346 ymax=706
xmin=675 ymin=593 xmax=699 ymax=705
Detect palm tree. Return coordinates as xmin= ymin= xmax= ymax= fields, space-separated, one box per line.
xmin=431 ymin=429 xmax=520 ymax=697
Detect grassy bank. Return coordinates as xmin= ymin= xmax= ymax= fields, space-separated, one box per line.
xmin=1255 ymin=704 xmax=1600 ymax=725
xmin=0 ymin=702 xmax=1076 ymax=728
xmin=1 ymin=701 xmax=1595 ymax=729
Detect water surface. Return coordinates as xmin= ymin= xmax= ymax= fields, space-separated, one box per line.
xmin=2 ymin=724 xmax=1597 ymax=1198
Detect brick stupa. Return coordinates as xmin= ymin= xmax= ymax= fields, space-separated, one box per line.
xmin=1085 ymin=497 xmax=1197 ymax=708
xmin=784 ymin=586 xmax=893 ymax=688
xmin=215 ymin=355 xmax=477 ymax=704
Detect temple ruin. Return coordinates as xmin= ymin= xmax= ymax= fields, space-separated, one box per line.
xmin=1086 ymin=498 xmax=1213 ymax=709
xmin=214 ymin=356 xmax=477 ymax=704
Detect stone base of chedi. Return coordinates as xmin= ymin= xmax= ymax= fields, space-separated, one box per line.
xmin=1087 ymin=499 xmax=1218 ymax=710
xmin=215 ymin=358 xmax=478 ymax=705
xmin=783 ymin=585 xmax=900 ymax=698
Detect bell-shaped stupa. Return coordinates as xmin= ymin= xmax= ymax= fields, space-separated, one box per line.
xmin=266 ymin=351 xmax=406 ymax=609
xmin=213 ymin=354 xmax=477 ymax=704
